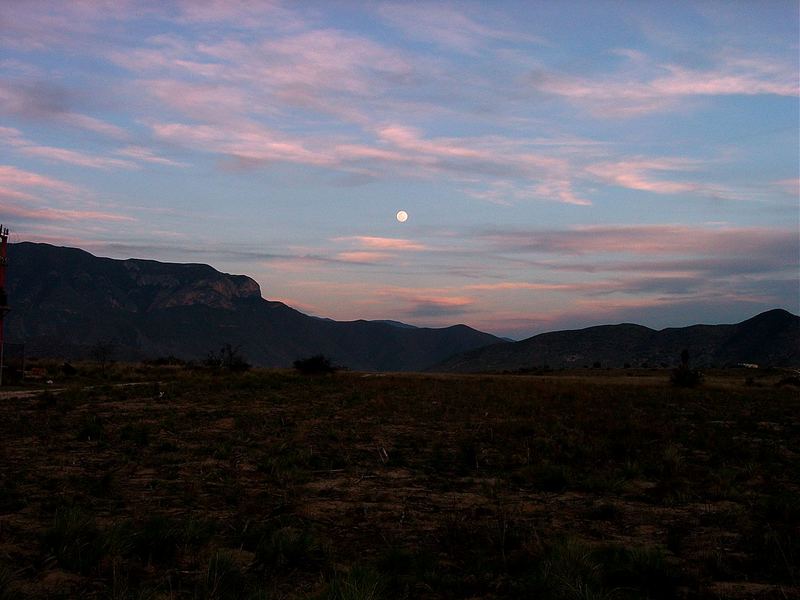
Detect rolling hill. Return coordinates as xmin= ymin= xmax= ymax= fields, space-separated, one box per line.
xmin=433 ymin=308 xmax=800 ymax=372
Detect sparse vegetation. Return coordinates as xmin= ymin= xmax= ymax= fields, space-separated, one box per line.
xmin=89 ymin=339 xmax=116 ymax=377
xmin=670 ymin=348 xmax=704 ymax=387
xmin=205 ymin=343 xmax=251 ymax=372
xmin=294 ymin=354 xmax=337 ymax=375
xmin=0 ymin=365 xmax=797 ymax=598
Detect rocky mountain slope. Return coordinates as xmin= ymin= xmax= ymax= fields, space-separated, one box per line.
xmin=4 ymin=242 xmax=502 ymax=371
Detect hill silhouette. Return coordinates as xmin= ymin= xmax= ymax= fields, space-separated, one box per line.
xmin=433 ymin=308 xmax=800 ymax=372
xmin=4 ymin=242 xmax=501 ymax=371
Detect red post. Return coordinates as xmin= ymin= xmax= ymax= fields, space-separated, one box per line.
xmin=0 ymin=224 xmax=9 ymax=386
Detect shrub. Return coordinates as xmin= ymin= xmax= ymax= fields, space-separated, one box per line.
xmin=670 ymin=349 xmax=703 ymax=388
xmin=670 ymin=366 xmax=703 ymax=388
xmin=325 ymin=565 xmax=386 ymax=600
xmin=77 ymin=415 xmax=105 ymax=442
xmin=131 ymin=515 xmax=181 ymax=565
xmin=293 ymin=354 xmax=336 ymax=375
xmin=201 ymin=549 xmax=246 ymax=600
xmin=42 ymin=506 xmax=102 ymax=573
xmin=254 ymin=525 xmax=326 ymax=572
xmin=0 ymin=563 xmax=17 ymax=600
xmin=205 ymin=344 xmax=250 ymax=372
xmin=119 ymin=422 xmax=151 ymax=447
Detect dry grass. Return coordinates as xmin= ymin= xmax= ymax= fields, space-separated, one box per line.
xmin=0 ymin=366 xmax=798 ymax=598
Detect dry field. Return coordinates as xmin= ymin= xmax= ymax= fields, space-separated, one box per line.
xmin=0 ymin=365 xmax=798 ymax=599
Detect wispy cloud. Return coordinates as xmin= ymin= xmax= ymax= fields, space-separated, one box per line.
xmin=0 ymin=127 xmax=160 ymax=170
xmin=335 ymin=236 xmax=427 ymax=251
xmin=334 ymin=251 xmax=393 ymax=264
xmin=378 ymin=3 xmax=545 ymax=53
xmin=374 ymin=286 xmax=474 ymax=318
xmin=531 ymin=52 xmax=798 ymax=117
xmin=0 ymin=81 xmax=127 ymax=138
xmin=0 ymin=164 xmax=79 ymax=195
xmin=114 ymin=146 xmax=188 ymax=167
xmin=19 ymin=146 xmax=135 ymax=170
xmin=478 ymin=224 xmax=798 ymax=257
xmin=2 ymin=204 xmax=135 ymax=223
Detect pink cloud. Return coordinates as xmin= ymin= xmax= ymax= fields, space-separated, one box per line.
xmin=19 ymin=145 xmax=135 ymax=170
xmin=335 ymin=251 xmax=393 ymax=264
xmin=1 ymin=129 xmax=173 ymax=171
xmin=150 ymin=121 xmax=330 ymax=166
xmin=138 ymin=78 xmax=247 ymax=119
xmin=174 ymin=0 xmax=298 ymax=28
xmin=464 ymin=282 xmax=585 ymax=292
xmin=0 ymin=164 xmax=79 ymax=194
xmin=585 ymin=158 xmax=701 ymax=194
xmin=115 ymin=146 xmax=188 ymax=167
xmin=534 ymin=53 xmax=798 ymax=117
xmin=378 ymin=4 xmax=545 ymax=53
xmin=256 ymin=30 xmax=413 ymax=95
xmin=773 ymin=178 xmax=800 ymax=196
xmin=0 ymin=186 xmax=36 ymax=201
xmin=335 ymin=236 xmax=428 ymax=251
xmin=97 ymin=18 xmax=592 ymax=206
xmin=378 ymin=125 xmax=485 ymax=160
xmin=62 ymin=114 xmax=127 ymax=139
xmin=0 ymin=81 xmax=127 ymax=139
xmin=2 ymin=204 xmax=135 ymax=223
xmin=480 ymin=225 xmax=798 ymax=257
xmin=373 ymin=286 xmax=475 ymax=317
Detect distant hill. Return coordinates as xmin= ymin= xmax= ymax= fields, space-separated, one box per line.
xmin=433 ymin=309 xmax=800 ymax=372
xmin=4 ymin=242 xmax=502 ymax=371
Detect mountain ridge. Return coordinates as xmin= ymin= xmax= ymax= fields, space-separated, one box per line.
xmin=433 ymin=308 xmax=800 ymax=372
xmin=5 ymin=242 xmax=797 ymax=371
xmin=4 ymin=242 xmax=501 ymax=371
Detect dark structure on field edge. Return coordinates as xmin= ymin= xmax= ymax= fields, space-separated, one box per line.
xmin=0 ymin=225 xmax=9 ymax=385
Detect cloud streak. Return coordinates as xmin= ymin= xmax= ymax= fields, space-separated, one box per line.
xmin=532 ymin=52 xmax=798 ymax=117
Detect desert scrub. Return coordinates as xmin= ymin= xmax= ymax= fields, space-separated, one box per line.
xmin=42 ymin=505 xmax=102 ymax=573
xmin=119 ymin=421 xmax=151 ymax=447
xmin=77 ymin=414 xmax=105 ymax=442
xmin=514 ymin=538 xmax=680 ymax=600
xmin=0 ymin=563 xmax=17 ymax=600
xmin=130 ymin=514 xmax=183 ymax=566
xmin=323 ymin=564 xmax=387 ymax=600
xmin=254 ymin=524 xmax=327 ymax=573
xmin=199 ymin=549 xmax=247 ymax=600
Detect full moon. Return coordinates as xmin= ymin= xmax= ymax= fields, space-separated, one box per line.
xmin=396 ymin=210 xmax=408 ymax=223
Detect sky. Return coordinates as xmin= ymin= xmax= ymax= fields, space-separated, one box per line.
xmin=1 ymin=0 xmax=798 ymax=339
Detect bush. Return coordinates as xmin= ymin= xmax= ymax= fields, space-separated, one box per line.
xmin=670 ymin=366 xmax=703 ymax=388
xmin=42 ymin=506 xmax=102 ymax=573
xmin=293 ymin=354 xmax=336 ymax=375
xmin=670 ymin=349 xmax=703 ymax=388
xmin=201 ymin=549 xmax=246 ymax=600
xmin=0 ymin=562 xmax=17 ymax=600
xmin=205 ymin=344 xmax=250 ymax=372
xmin=254 ymin=525 xmax=326 ymax=572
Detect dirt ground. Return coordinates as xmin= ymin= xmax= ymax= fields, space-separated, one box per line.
xmin=0 ymin=367 xmax=798 ymax=598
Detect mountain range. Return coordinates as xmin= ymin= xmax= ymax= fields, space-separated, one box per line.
xmin=434 ymin=308 xmax=800 ymax=372
xmin=4 ymin=242 xmax=798 ymax=371
xmin=4 ymin=242 xmax=501 ymax=371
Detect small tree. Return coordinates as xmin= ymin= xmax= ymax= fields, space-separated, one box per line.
xmin=670 ymin=348 xmax=703 ymax=388
xmin=206 ymin=344 xmax=250 ymax=372
xmin=89 ymin=340 xmax=116 ymax=378
xmin=293 ymin=354 xmax=336 ymax=375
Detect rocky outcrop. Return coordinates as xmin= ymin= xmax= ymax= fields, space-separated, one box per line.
xmin=4 ymin=242 xmax=502 ymax=370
